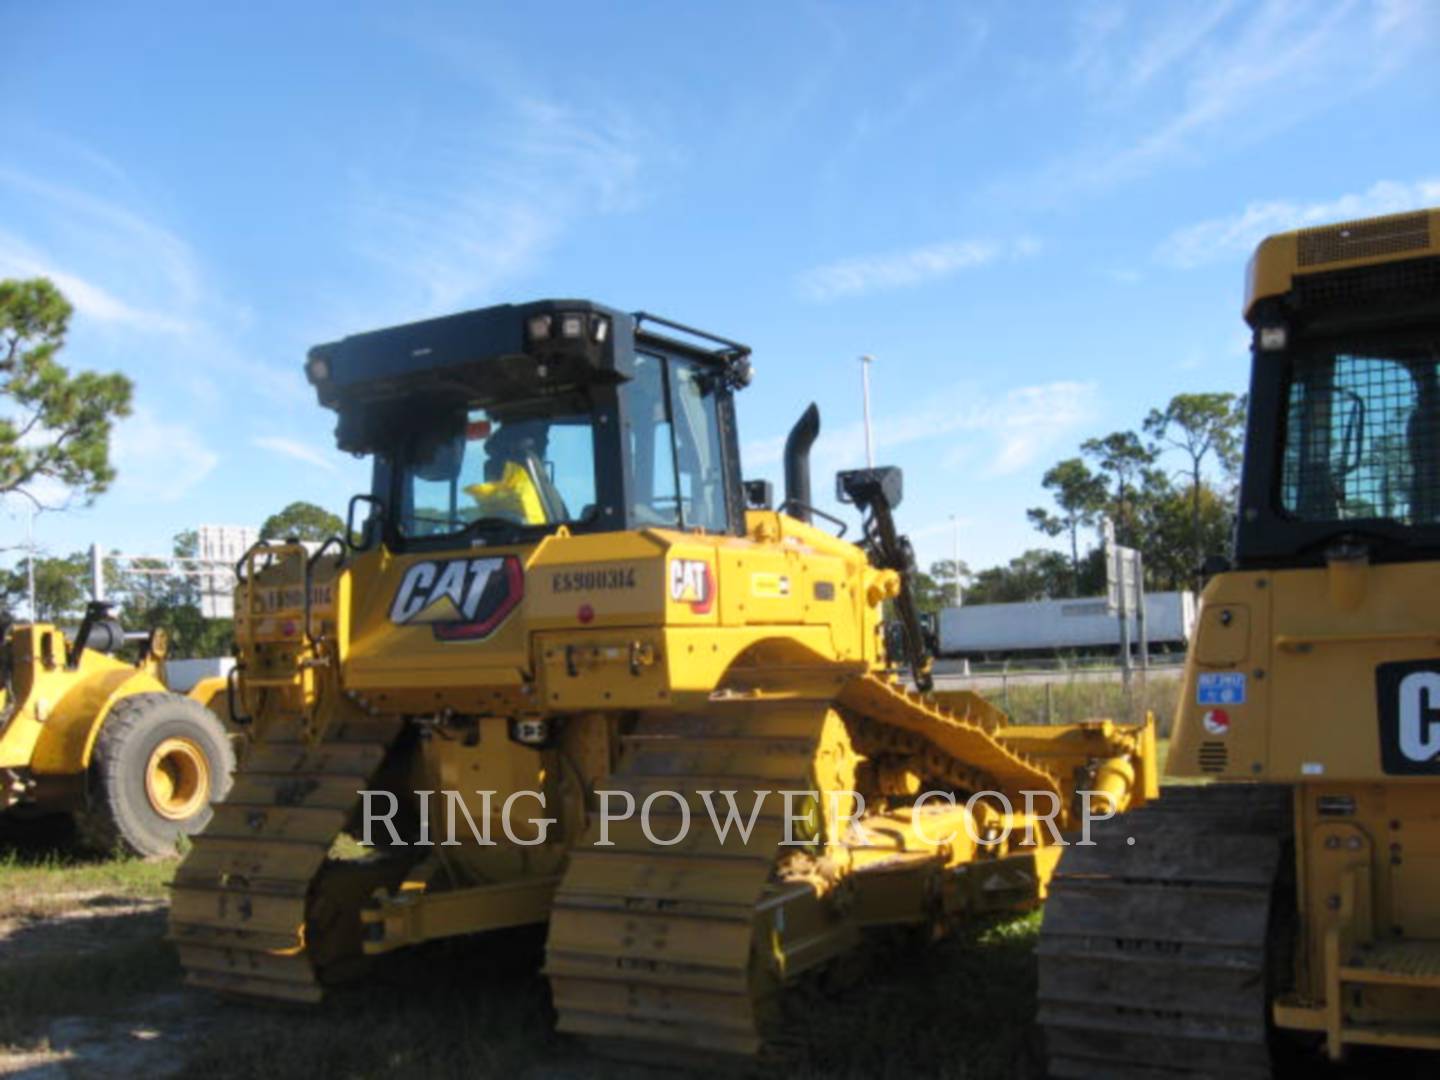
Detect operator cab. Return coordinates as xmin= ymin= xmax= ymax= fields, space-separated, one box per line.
xmin=306 ymin=301 xmax=753 ymax=550
xmin=1237 ymin=211 xmax=1440 ymax=568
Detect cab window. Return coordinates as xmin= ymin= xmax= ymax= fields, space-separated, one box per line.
xmin=1280 ymin=347 xmax=1440 ymax=525
xmin=399 ymin=409 xmax=599 ymax=539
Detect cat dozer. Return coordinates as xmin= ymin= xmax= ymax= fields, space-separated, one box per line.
xmin=169 ymin=300 xmax=1156 ymax=1060
xmin=1039 ymin=207 xmax=1440 ymax=1076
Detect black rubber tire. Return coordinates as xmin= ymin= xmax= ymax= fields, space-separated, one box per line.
xmin=77 ymin=692 xmax=235 ymax=858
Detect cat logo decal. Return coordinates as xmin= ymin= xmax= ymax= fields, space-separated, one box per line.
xmin=389 ymin=556 xmax=524 ymax=641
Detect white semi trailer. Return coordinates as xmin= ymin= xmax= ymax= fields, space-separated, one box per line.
xmin=934 ymin=590 xmax=1196 ymax=659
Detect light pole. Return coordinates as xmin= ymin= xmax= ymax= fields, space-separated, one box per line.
xmin=950 ymin=513 xmax=962 ymax=606
xmin=860 ymin=354 xmax=875 ymax=468
xmin=26 ymin=505 xmax=36 ymax=618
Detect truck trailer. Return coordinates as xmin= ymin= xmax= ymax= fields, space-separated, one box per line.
xmin=935 ymin=591 xmax=1196 ymax=659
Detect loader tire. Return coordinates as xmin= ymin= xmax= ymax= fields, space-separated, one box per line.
xmin=78 ymin=692 xmax=235 ymax=858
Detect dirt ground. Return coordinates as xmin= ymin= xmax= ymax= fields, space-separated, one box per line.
xmin=0 ymin=833 xmax=1431 ymax=1079
xmin=0 ymin=843 xmax=1047 ymax=1080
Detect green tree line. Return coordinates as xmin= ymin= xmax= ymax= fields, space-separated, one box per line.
xmin=912 ymin=391 xmax=1246 ymax=609
xmin=0 ymin=503 xmax=344 ymax=658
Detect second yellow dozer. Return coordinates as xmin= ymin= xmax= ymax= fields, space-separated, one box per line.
xmin=169 ymin=301 xmax=1157 ymax=1060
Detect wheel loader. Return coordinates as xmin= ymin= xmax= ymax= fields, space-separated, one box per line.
xmin=1039 ymin=207 xmax=1440 ymax=1076
xmin=0 ymin=603 xmax=234 ymax=856
xmin=169 ymin=299 xmax=1157 ymax=1061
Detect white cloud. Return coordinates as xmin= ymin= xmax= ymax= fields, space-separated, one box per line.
xmin=252 ymin=436 xmax=338 ymax=473
xmin=1159 ymin=178 xmax=1440 ymax=269
xmin=0 ymin=163 xmax=305 ymax=408
xmin=111 ymin=408 xmax=219 ymax=503
xmin=745 ymin=379 xmax=1098 ymax=478
xmin=1023 ymin=1 xmax=1436 ymax=198
xmin=0 ymin=475 xmax=75 ymax=516
xmin=0 ymin=166 xmax=203 ymax=312
xmin=1067 ymin=1 xmax=1238 ymax=99
xmin=797 ymin=237 xmax=1039 ymax=301
xmin=965 ymin=382 xmax=1099 ymax=475
xmin=0 ymin=232 xmax=191 ymax=336
xmin=348 ymin=97 xmax=651 ymax=317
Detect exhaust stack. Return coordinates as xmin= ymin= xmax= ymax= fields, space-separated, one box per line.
xmin=783 ymin=403 xmax=820 ymax=522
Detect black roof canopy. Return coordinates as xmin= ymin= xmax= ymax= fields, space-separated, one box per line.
xmin=306 ymin=299 xmax=635 ymax=411
xmin=306 ymin=298 xmax=753 ymax=455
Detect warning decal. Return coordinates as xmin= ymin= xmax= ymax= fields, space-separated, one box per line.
xmin=1197 ymin=672 xmax=1246 ymax=706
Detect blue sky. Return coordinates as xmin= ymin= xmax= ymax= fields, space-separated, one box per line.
xmin=2 ymin=0 xmax=1437 ymax=577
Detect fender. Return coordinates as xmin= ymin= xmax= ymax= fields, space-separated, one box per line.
xmin=186 ymin=675 xmax=232 ymax=726
xmin=30 ymin=667 xmax=169 ymax=774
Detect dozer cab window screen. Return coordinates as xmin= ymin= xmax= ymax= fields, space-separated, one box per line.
xmin=397 ymin=408 xmax=600 ymax=540
xmin=1280 ymin=346 xmax=1440 ymax=526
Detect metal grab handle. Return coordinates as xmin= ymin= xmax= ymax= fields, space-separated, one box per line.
xmin=304 ymin=537 xmax=346 ymax=648
xmin=226 ymin=664 xmax=253 ymax=727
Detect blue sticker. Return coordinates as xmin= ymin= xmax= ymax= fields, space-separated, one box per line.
xmin=1197 ymin=672 xmax=1247 ymax=706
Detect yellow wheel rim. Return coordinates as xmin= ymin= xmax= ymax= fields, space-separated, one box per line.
xmin=145 ymin=737 xmax=210 ymax=821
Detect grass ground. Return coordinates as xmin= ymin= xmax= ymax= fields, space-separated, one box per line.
xmin=978 ymin=673 xmax=1181 ymax=732
xmin=0 ymin=836 xmax=1047 ymax=1080
xmin=0 ymin=799 xmax=1424 ymax=1076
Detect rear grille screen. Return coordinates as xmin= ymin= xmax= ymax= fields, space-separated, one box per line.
xmin=1293 ymin=255 xmax=1440 ymax=313
xmin=1298 ymin=212 xmax=1430 ymax=267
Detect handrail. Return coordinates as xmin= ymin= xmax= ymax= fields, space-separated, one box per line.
xmin=304 ymin=537 xmax=346 ymax=648
xmin=237 ymin=541 xmax=310 ymax=656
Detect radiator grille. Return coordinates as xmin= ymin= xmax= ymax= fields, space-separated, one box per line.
xmin=1292 ymin=254 xmax=1440 ymax=314
xmin=1297 ymin=212 xmax=1430 ymax=267
xmin=1198 ymin=741 xmax=1229 ymax=774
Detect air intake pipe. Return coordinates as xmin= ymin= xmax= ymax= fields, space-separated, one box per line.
xmin=783 ymin=403 xmax=820 ymax=523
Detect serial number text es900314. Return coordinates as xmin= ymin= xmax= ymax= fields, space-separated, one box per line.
xmin=551 ymin=567 xmax=638 ymax=593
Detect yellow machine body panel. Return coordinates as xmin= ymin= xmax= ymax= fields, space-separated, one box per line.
xmin=0 ymin=619 xmax=233 ymax=853
xmin=327 ymin=512 xmax=884 ymax=715
xmin=1171 ymin=562 xmax=1440 ymax=1030
xmin=1171 ymin=561 xmax=1440 ymax=783
xmin=0 ymin=622 xmax=169 ymax=774
xmin=184 ymin=675 xmax=231 ymax=723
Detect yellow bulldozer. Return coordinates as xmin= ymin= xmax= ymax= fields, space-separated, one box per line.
xmin=1039 ymin=207 xmax=1440 ymax=1074
xmin=168 ymin=300 xmax=1157 ymax=1060
xmin=0 ymin=602 xmax=234 ymax=856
